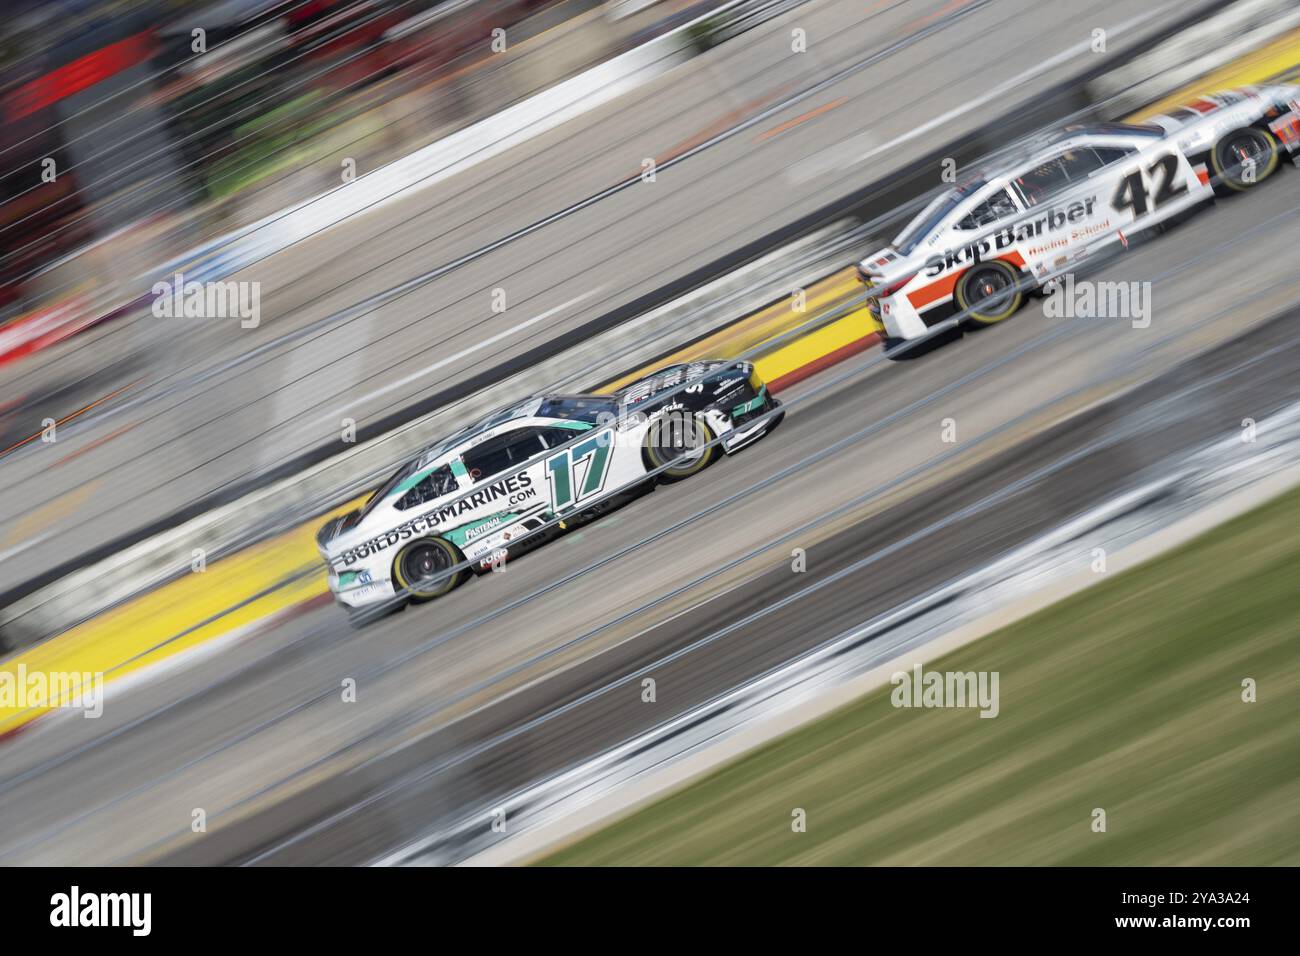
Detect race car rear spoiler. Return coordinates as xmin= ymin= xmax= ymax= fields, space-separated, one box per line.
xmin=856 ymin=247 xmax=901 ymax=281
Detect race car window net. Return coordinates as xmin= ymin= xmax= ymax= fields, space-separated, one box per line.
xmin=419 ymin=399 xmax=540 ymax=461
xmin=462 ymin=427 xmax=549 ymax=483
xmin=955 ymin=188 xmax=1018 ymax=230
xmin=395 ymin=465 xmax=457 ymax=511
xmin=1014 ymin=148 xmax=1114 ymax=206
xmin=1088 ymin=122 xmax=1163 ymax=137
xmin=537 ymin=426 xmax=590 ymax=448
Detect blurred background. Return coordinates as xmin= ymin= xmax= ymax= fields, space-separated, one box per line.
xmin=1 ymin=0 xmax=1298 ymax=867
xmin=0 ymin=0 xmax=701 ymax=320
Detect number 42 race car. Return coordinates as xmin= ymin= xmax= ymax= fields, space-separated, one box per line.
xmin=858 ymin=85 xmax=1300 ymax=355
xmin=317 ymin=359 xmax=783 ymax=626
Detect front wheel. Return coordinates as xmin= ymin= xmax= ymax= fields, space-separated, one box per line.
xmin=392 ymin=537 xmax=467 ymax=601
xmin=956 ymin=260 xmax=1024 ymax=325
xmin=644 ymin=414 xmax=717 ymax=482
xmin=1211 ymin=127 xmax=1280 ymax=192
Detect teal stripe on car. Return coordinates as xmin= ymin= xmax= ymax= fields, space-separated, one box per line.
xmin=731 ymin=386 xmax=767 ymax=418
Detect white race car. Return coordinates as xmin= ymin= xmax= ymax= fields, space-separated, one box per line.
xmin=857 ymin=85 xmax=1300 ymax=355
xmin=316 ymin=360 xmax=783 ymax=626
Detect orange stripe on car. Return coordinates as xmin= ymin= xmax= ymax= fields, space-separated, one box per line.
xmin=907 ymin=272 xmax=960 ymax=309
xmin=906 ymin=253 xmax=1027 ymax=310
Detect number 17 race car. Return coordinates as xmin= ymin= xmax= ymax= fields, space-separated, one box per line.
xmin=316 ymin=359 xmax=783 ymax=626
xmin=858 ymin=85 xmax=1300 ymax=355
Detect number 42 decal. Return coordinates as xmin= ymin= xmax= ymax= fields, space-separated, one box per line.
xmin=547 ymin=431 xmax=613 ymax=509
xmin=1111 ymin=153 xmax=1187 ymax=218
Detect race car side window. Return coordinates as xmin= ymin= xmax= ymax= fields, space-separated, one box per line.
xmin=1013 ymin=149 xmax=1104 ymax=206
xmin=955 ymin=188 xmax=1018 ymax=230
xmin=1088 ymin=145 xmax=1136 ymax=169
xmin=537 ymin=426 xmax=591 ymax=449
xmin=462 ymin=427 xmax=548 ymax=483
xmin=394 ymin=464 xmax=457 ymax=511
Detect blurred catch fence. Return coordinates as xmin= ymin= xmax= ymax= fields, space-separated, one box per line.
xmin=0 ymin=0 xmax=788 ymax=361
xmin=0 ymin=0 xmax=697 ymax=324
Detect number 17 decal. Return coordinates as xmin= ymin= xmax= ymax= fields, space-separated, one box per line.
xmin=547 ymin=431 xmax=613 ymax=510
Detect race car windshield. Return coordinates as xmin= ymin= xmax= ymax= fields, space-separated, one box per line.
xmin=893 ymin=178 xmax=987 ymax=253
xmin=358 ymin=458 xmax=421 ymax=520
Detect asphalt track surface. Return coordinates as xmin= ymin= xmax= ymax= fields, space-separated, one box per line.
xmin=1 ymin=164 xmax=1299 ymax=863
xmin=0 ymin=0 xmax=1216 ymax=589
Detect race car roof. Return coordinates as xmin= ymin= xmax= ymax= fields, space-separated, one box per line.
xmin=893 ymin=122 xmax=1166 ymax=251
xmin=973 ymin=122 xmax=1163 ymax=179
xmin=418 ymin=397 xmax=543 ymax=460
xmin=417 ymin=392 xmax=616 ymax=461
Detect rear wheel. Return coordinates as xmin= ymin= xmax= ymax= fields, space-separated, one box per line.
xmin=1212 ymin=127 xmax=1280 ymax=192
xmin=956 ymin=260 xmax=1024 ymax=325
xmin=644 ymin=414 xmax=716 ymax=482
xmin=392 ymin=537 xmax=467 ymax=601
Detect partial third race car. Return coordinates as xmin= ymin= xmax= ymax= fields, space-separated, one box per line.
xmin=857 ymin=85 xmax=1300 ymax=355
xmin=316 ymin=359 xmax=782 ymax=626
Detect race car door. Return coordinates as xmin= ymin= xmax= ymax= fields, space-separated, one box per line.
xmin=456 ymin=426 xmax=552 ymax=523
xmin=1005 ymin=145 xmax=1132 ymax=275
xmin=535 ymin=424 xmax=617 ymax=514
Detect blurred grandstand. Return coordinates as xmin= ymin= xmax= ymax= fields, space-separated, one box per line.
xmin=0 ymin=0 xmax=695 ymax=330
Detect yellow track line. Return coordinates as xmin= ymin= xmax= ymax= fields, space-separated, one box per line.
xmin=1125 ymin=27 xmax=1300 ymax=122
xmin=599 ymin=267 xmax=863 ymax=391
xmin=754 ymin=306 xmax=880 ymax=385
xmin=0 ymin=498 xmax=362 ymax=735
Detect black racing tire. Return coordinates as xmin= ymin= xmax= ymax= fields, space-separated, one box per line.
xmin=955 ymin=260 xmax=1024 ymax=325
xmin=1211 ymin=127 xmax=1280 ymax=193
xmin=644 ymin=414 xmax=717 ymax=482
xmin=391 ymin=537 xmax=468 ymax=602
